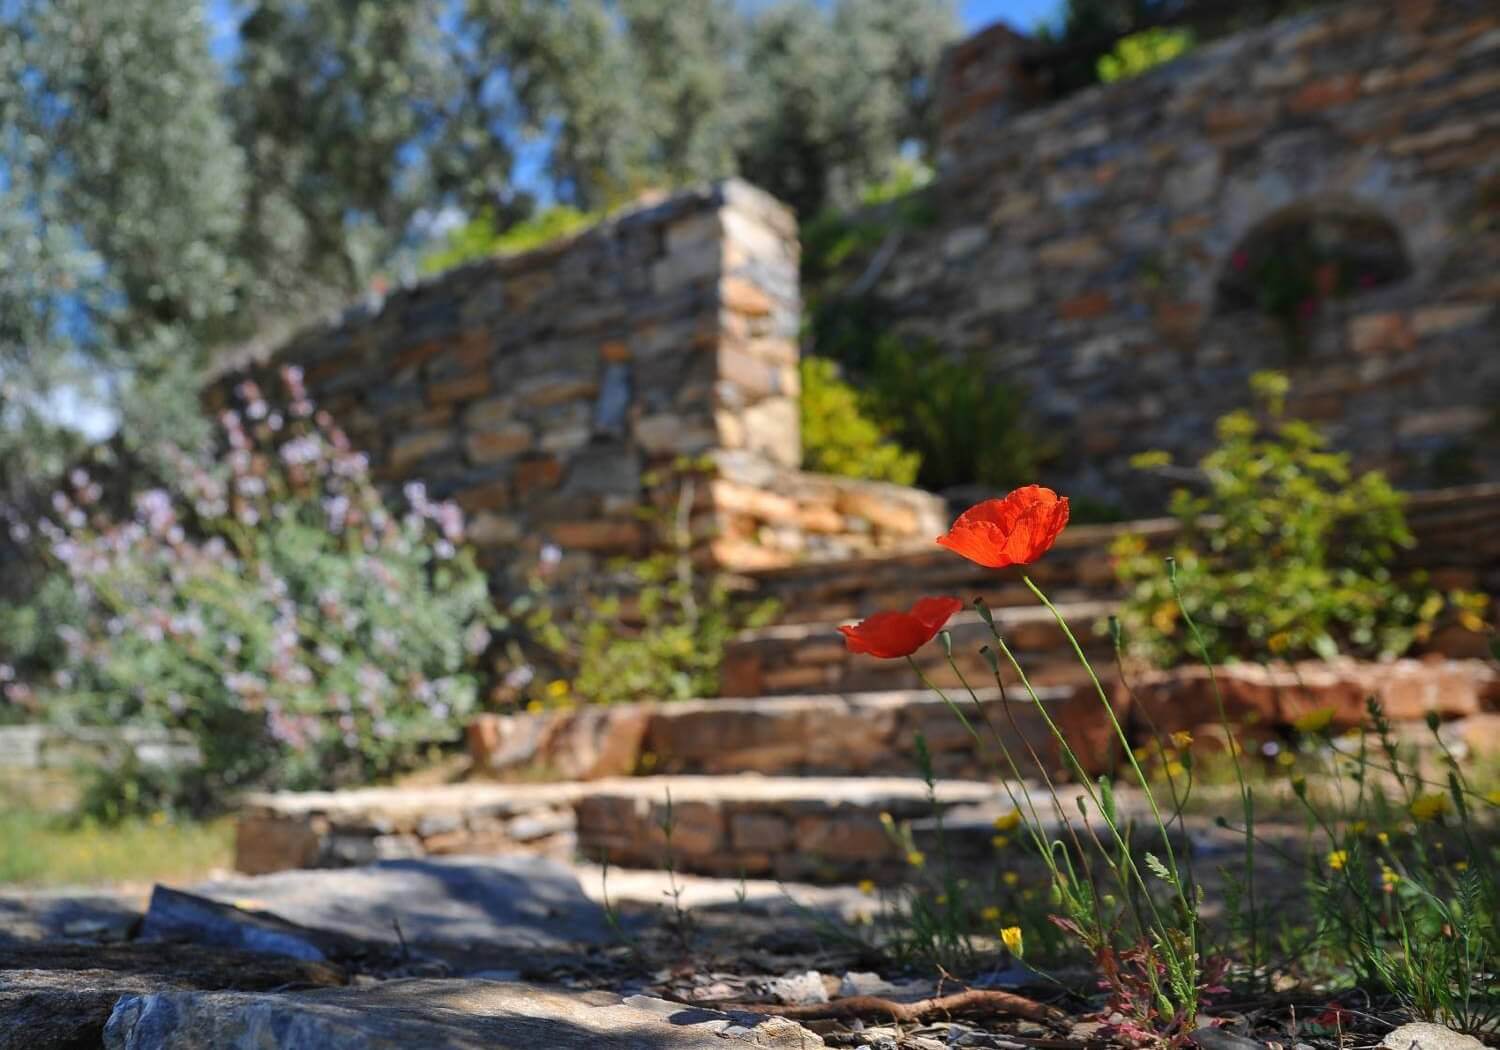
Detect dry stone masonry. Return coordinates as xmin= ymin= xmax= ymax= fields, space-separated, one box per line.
xmin=890 ymin=0 xmax=1500 ymax=510
xmin=210 ymin=180 xmax=943 ymax=585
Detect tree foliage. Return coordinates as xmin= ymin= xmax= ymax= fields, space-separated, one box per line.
xmin=0 ymin=0 xmax=959 ymax=579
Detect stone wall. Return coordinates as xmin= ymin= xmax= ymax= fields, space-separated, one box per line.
xmin=877 ymin=0 xmax=1500 ymax=511
xmin=209 ymin=180 xmax=943 ymax=583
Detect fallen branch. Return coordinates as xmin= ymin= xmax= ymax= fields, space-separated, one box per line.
xmin=707 ymin=988 xmax=1068 ymax=1026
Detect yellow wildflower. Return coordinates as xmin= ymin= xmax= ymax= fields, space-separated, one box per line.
xmin=1292 ymin=707 xmax=1335 ymax=734
xmin=857 ymin=879 xmax=876 ymax=896
xmin=1485 ymin=790 xmax=1500 ymax=807
xmin=1276 ymin=751 xmax=1297 ymax=768
xmin=1381 ymin=865 xmax=1400 ymax=891
xmin=1409 ymin=794 xmax=1450 ymax=823
xmin=1151 ymin=603 xmax=1178 ymax=635
xmin=1002 ymin=872 xmax=1020 ymax=887
xmin=1459 ymin=610 xmax=1485 ymax=633
xmin=981 ymin=905 xmax=1002 ymax=923
xmin=1267 ymin=631 xmax=1291 ymax=654
xmin=546 ymin=678 xmax=569 ymax=698
xmin=1000 ymin=926 xmax=1024 ymax=956
xmin=991 ymin=835 xmax=1011 ymax=849
xmin=1350 ymin=820 xmax=1367 ymax=834
xmin=1454 ymin=860 xmax=1469 ymax=872
xmin=1377 ymin=831 xmax=1390 ymax=845
xmin=906 ymin=850 xmax=926 ymax=868
xmin=1164 ymin=760 xmax=1187 ymax=779
xmin=1132 ymin=745 xmax=1152 ymax=762
xmin=1170 ymin=730 xmax=1193 ymax=749
xmin=1327 ymin=849 xmax=1349 ymax=871
xmin=993 ymin=809 xmax=1022 ymax=832
xmin=525 ymin=699 xmax=544 ymax=713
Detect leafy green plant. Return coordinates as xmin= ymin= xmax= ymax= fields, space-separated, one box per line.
xmin=20 ymin=367 xmax=495 ymax=817
xmin=421 ymin=205 xmax=602 ymax=275
xmin=799 ymin=356 xmax=920 ymax=485
xmin=1114 ymin=372 xmax=1477 ymax=667
xmin=497 ymin=474 xmax=775 ymax=709
xmin=1096 ymin=28 xmax=1194 ymax=83
xmin=865 ymin=338 xmax=1051 ymax=492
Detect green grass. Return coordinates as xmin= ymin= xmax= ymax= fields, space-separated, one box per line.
xmin=0 ymin=807 xmax=233 ymax=887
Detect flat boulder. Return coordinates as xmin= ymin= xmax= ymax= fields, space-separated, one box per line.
xmin=103 ymin=979 xmax=824 ymax=1050
xmin=0 ymin=942 xmax=342 ymax=1050
xmin=179 ymin=855 xmax=616 ymax=971
xmin=0 ymin=890 xmax=142 ymax=945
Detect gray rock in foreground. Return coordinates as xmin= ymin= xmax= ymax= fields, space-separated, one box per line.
xmin=103 ymin=979 xmax=824 ymax=1050
xmin=0 ymin=942 xmax=342 ymax=1050
xmin=1380 ymin=1022 xmax=1487 ymax=1050
xmin=185 ymin=855 xmax=615 ymax=962
xmin=0 ymin=890 xmax=142 ymax=945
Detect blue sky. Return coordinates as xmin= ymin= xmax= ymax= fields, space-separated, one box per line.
xmin=964 ymin=0 xmax=1063 ymax=33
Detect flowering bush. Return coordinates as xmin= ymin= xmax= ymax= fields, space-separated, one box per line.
xmin=1113 ymin=372 xmax=1475 ymax=666
xmin=24 ymin=367 xmax=494 ymax=815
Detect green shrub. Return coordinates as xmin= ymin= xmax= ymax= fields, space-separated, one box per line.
xmin=1114 ymin=371 xmax=1475 ymax=666
xmin=799 ymin=191 xmax=1048 ymax=494
xmin=420 ymin=205 xmax=600 ymax=275
xmin=799 ymin=356 xmax=920 ymax=485
xmin=864 ymin=338 xmax=1050 ymax=493
xmin=496 ymin=473 xmax=776 ymax=709
xmin=22 ymin=367 xmax=495 ymax=816
xmin=1096 ymin=28 xmax=1194 ymax=83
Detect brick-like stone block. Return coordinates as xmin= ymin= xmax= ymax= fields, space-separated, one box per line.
xmin=730 ymin=812 xmax=791 ymax=852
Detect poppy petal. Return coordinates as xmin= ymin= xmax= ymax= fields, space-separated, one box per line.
xmin=936 ymin=486 xmax=1069 ymax=570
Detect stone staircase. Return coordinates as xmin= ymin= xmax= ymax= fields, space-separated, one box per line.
xmin=234 ymin=485 xmax=1500 ymax=884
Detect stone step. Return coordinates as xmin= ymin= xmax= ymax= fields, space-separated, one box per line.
xmin=464 ymin=684 xmax=1123 ymax=784
xmin=236 ymin=774 xmax=1017 ymax=885
xmin=722 ymin=600 xmax=1118 ymax=697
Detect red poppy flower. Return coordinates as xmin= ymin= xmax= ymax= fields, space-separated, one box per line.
xmin=838 ymin=596 xmax=965 ymax=659
xmin=936 ymin=485 xmax=1070 ymax=569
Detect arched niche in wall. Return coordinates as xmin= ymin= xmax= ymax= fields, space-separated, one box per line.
xmin=1214 ymin=200 xmax=1412 ymax=355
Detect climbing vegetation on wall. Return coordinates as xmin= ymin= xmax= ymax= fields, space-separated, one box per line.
xmin=421 ymin=205 xmax=603 ymax=275
xmin=1096 ymin=27 xmax=1194 ymax=82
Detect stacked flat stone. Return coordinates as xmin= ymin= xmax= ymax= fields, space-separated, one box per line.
xmin=879 ymin=0 xmax=1499 ymax=510
xmin=207 ymin=180 xmax=945 ymax=586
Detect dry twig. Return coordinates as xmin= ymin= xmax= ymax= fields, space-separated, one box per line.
xmin=706 ymin=988 xmax=1068 ymax=1026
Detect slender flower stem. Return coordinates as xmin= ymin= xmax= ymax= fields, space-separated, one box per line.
xmin=935 ymin=649 xmax=1069 ymax=879
xmin=987 ymin=629 xmax=1185 ymax=1015
xmin=988 ymin=634 xmax=1165 ymax=889
xmin=1019 ymin=574 xmax=1202 ymax=1020
xmin=1166 ymin=563 xmax=1261 ymax=987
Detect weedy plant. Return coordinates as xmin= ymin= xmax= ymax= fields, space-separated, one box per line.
xmin=495 ymin=467 xmax=775 ymax=710
xmin=835 ymin=478 xmax=1497 ymax=1045
xmin=1287 ymin=702 xmax=1499 ymax=1033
